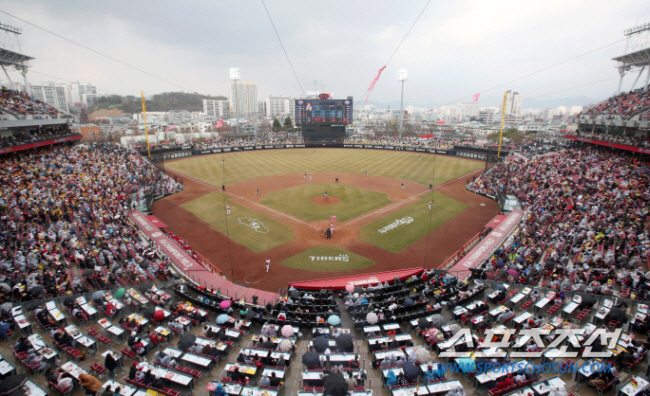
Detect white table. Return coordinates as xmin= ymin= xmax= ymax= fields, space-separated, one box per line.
xmin=14 ymin=314 xmax=30 ymax=331
xmin=312 ymin=327 xmax=330 ymax=334
xmin=81 ymin=303 xmax=98 ymax=318
xmin=489 ymin=306 xmax=508 ymax=317
xmin=65 ymin=324 xmax=82 ymax=340
xmin=513 ymin=312 xmax=532 ymax=324
xmin=163 ymin=348 xmax=183 ymax=358
xmin=261 ymin=368 xmax=286 ymax=379
xmin=98 ymin=318 xmax=112 ymax=329
xmin=242 ymin=348 xmax=270 ymax=359
xmin=532 ymin=377 xmax=566 ymax=395
xmin=0 ymin=360 xmax=15 ymax=376
xmin=383 ymin=323 xmax=400 ymax=331
xmin=269 ymin=351 xmax=291 ymax=360
xmin=182 ymin=352 xmax=213 ymax=372
xmin=363 ymin=325 xmax=381 ymax=334
xmin=240 ymin=387 xmax=278 ymax=396
xmin=375 ymin=349 xmax=405 ymax=361
xmin=27 ymin=334 xmax=47 ymax=350
xmin=61 ymin=361 xmax=87 ymax=379
xmin=535 ymin=297 xmax=551 ymax=309
xmin=100 ymin=380 xmax=137 ymax=396
xmin=48 ymin=307 xmax=65 ymax=323
xmin=620 ymin=376 xmax=649 ymax=396
xmin=426 ymin=380 xmax=463 ymax=394
xmin=11 ymin=306 xmax=22 ymax=317
xmin=391 ymin=385 xmax=429 ymax=395
xmin=23 ymin=379 xmax=48 ymax=396
xmin=511 ymin=293 xmax=526 ymax=305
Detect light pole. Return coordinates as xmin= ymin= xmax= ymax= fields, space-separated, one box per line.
xmin=230 ymin=68 xmax=241 ymax=136
xmin=398 ymin=69 xmax=408 ymax=139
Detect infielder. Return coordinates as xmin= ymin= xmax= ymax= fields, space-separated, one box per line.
xmin=324 ymin=191 xmax=328 ymax=199
xmin=401 ymin=183 xmax=405 ymax=190
xmin=428 ymin=201 xmax=432 ymax=210
xmin=265 ymin=257 xmax=271 ymax=272
xmin=309 ymin=176 xmax=312 ymax=181
xmin=226 ymin=204 xmax=231 ymax=215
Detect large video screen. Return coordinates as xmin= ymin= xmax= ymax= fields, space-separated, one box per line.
xmin=295 ymin=98 xmax=353 ymax=125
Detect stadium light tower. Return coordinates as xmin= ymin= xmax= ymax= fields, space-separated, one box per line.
xmin=613 ymin=22 xmax=650 ymax=94
xmin=230 ymin=68 xmax=241 ymax=135
xmin=398 ymin=69 xmax=408 ymax=138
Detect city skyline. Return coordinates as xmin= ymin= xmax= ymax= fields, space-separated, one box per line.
xmin=0 ymin=1 xmax=648 ymax=109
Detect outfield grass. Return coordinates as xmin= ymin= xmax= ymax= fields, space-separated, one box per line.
xmin=359 ymin=192 xmax=467 ymax=253
xmin=260 ymin=183 xmax=392 ymax=222
xmin=280 ymin=246 xmax=374 ymax=272
xmin=181 ymin=191 xmax=295 ymax=252
xmin=166 ymin=148 xmax=482 ymax=188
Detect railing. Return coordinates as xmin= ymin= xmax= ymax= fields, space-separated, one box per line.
xmin=195 ymin=252 xmax=222 ymax=276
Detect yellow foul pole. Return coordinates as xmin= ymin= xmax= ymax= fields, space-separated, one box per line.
xmin=497 ymin=90 xmax=510 ymax=158
xmin=141 ymin=91 xmax=150 ymax=157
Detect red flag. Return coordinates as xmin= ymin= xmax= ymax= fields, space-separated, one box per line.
xmin=472 ymin=93 xmax=480 ymax=103
xmin=364 ymin=66 xmax=386 ymax=103
xmin=216 ymin=120 xmax=223 ymax=128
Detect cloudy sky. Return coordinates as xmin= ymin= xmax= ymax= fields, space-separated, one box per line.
xmin=1 ymin=0 xmax=649 ymax=108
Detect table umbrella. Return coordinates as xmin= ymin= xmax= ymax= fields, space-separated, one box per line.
xmin=335 ymin=334 xmax=354 ymax=352
xmin=115 ymin=288 xmax=126 ymax=299
xmin=345 ymin=284 xmax=354 ymax=293
xmin=403 ymin=361 xmax=419 ymax=380
xmin=581 ymin=294 xmax=597 ymax=308
xmin=366 ymin=312 xmax=378 ymax=324
xmin=302 ymin=351 xmax=320 ymax=368
xmin=29 ymin=285 xmax=43 ymax=295
xmin=216 ymin=314 xmax=229 ymax=324
xmin=143 ymin=305 xmax=156 ymax=320
xmin=609 ymin=307 xmax=628 ymax=324
xmin=354 ymin=286 xmax=362 ymax=293
xmin=290 ymin=290 xmax=300 ymax=298
xmin=507 ymin=269 xmax=519 ymax=278
xmin=328 ymin=315 xmax=340 ymax=326
xmin=313 ymin=336 xmax=329 ymax=353
xmin=418 ymin=318 xmax=431 ymax=330
xmin=139 ymin=261 xmax=149 ymax=269
xmin=415 ymin=347 xmax=431 ymax=363
xmin=83 ymin=269 xmax=96 ymax=276
xmin=430 ymin=314 xmax=447 ymax=328
xmin=323 ymin=372 xmax=348 ymax=396
xmin=153 ymin=309 xmax=165 ymax=322
xmin=0 ymin=283 xmax=11 ymax=293
xmin=403 ymin=297 xmax=414 ymax=307
xmin=178 ymin=334 xmax=196 ymax=351
xmin=91 ymin=290 xmax=105 ymax=300
xmin=493 ymin=284 xmax=506 ymax=292
xmin=246 ymin=310 xmax=256 ymax=319
xmin=457 ymin=357 xmax=476 ymax=373
xmin=447 ymin=323 xmax=461 ymax=335
xmin=278 ymin=338 xmax=293 ymax=352
xmin=281 ymin=325 xmax=294 ymax=337
xmin=219 ymin=300 xmax=231 ymax=309
xmin=0 ymin=302 xmax=12 ymax=313
xmin=0 ymin=373 xmax=27 ymax=396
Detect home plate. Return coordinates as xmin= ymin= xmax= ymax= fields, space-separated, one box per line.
xmin=480 ymin=203 xmax=486 ymax=206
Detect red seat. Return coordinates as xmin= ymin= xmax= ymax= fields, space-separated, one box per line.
xmin=120 ymin=347 xmax=137 ymax=360
xmin=175 ymin=365 xmax=202 ymax=379
xmin=89 ymin=362 xmax=106 ymax=377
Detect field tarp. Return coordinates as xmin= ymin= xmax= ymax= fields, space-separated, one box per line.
xmin=288 ymin=267 xmax=425 ymax=291
xmin=448 ymin=209 xmax=524 ymax=280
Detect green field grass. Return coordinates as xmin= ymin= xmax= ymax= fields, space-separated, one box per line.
xmin=280 ymin=246 xmax=374 ymax=272
xmin=166 ymin=148 xmax=482 ymax=188
xmin=181 ymin=191 xmax=295 ymax=252
xmin=359 ymin=192 xmax=467 ymax=253
xmin=259 ymin=183 xmax=392 ymax=222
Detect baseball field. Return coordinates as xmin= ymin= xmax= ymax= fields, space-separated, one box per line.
xmin=153 ymin=148 xmax=499 ymax=291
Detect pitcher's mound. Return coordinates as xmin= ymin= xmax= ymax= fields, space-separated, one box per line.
xmin=311 ymin=196 xmax=340 ymax=205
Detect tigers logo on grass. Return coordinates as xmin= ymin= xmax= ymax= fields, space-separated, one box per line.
xmin=237 ymin=217 xmax=269 ymax=233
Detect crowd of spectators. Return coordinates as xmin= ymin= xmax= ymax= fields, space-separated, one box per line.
xmin=468 ymin=147 xmax=650 ymax=300
xmin=0 ymin=125 xmax=79 ymax=148
xmin=0 ymin=143 xmax=183 ymax=305
xmin=579 ymin=85 xmax=650 ymax=120
xmin=1 ymin=86 xmax=66 ymax=120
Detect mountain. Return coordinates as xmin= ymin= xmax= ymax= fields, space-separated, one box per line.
xmin=91 ymin=92 xmax=228 ymax=114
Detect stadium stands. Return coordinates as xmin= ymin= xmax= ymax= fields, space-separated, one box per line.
xmin=1 ymin=86 xmax=69 ymax=120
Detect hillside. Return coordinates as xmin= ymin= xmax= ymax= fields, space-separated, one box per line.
xmin=90 ymin=92 xmax=228 ymax=114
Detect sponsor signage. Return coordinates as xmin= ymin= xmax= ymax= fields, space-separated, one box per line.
xmin=384 ymin=146 xmax=394 ymax=150
xmin=374 ymin=145 xmax=384 ymax=149
xmin=264 ymin=145 xmax=274 ymax=149
xmin=378 ymin=216 xmax=414 ymax=233
xmin=285 ymin=144 xmax=294 ymax=148
xmin=255 ymin=146 xmax=263 ymax=149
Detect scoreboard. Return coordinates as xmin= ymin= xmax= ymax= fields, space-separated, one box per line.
xmin=295 ymin=97 xmax=353 ymax=125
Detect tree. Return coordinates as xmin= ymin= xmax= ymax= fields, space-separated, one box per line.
xmin=283 ymin=117 xmax=293 ymax=130
xmin=272 ymin=118 xmax=282 ymax=132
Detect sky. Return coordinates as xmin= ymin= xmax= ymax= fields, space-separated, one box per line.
xmin=1 ymin=0 xmax=649 ymax=109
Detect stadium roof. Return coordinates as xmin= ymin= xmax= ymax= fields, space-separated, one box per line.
xmin=0 ymin=47 xmax=33 ymax=68
xmin=612 ymin=47 xmax=650 ymax=68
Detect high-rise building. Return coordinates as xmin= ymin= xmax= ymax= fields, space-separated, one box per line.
xmin=203 ymin=99 xmax=230 ymax=119
xmin=68 ymin=82 xmax=97 ymax=109
xmin=505 ymin=92 xmax=522 ymax=115
xmin=478 ymin=109 xmax=495 ymax=124
xmin=257 ymin=101 xmax=267 ymax=117
xmin=229 ymin=79 xmax=258 ymax=119
xmin=265 ymin=96 xmax=295 ymax=119
xmin=30 ymin=82 xmax=70 ymax=113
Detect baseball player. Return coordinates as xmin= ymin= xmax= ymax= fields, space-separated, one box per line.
xmin=324 ymin=191 xmax=328 ymax=199
xmin=309 ymin=176 xmax=312 ymax=181
xmin=428 ymin=201 xmax=432 ymax=210
xmin=226 ymin=204 xmax=231 ymax=215
xmin=304 ymin=173 xmax=307 ymax=179
xmin=330 ymin=215 xmax=336 ymax=223
xmin=265 ymin=257 xmax=271 ymax=272
xmin=401 ymin=183 xmax=405 ymax=190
